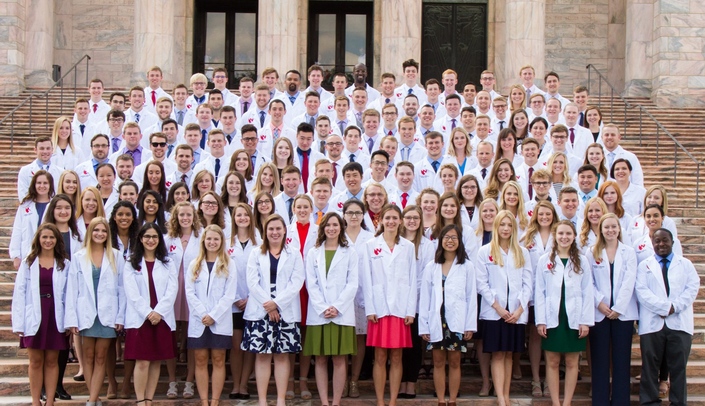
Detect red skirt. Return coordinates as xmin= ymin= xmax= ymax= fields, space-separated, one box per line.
xmin=124 ymin=320 xmax=176 ymax=361
xmin=299 ymin=285 xmax=309 ymax=325
xmin=366 ymin=316 xmax=412 ymax=348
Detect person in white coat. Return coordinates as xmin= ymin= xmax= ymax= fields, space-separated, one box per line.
xmin=534 ymin=220 xmax=594 ymax=406
xmin=419 ymin=224 xmax=477 ymax=406
xmin=303 ymin=213 xmax=359 ymax=406
xmin=360 ymin=204 xmax=417 ymax=406
xmin=457 ymin=175 xmax=482 ymax=230
xmin=630 ymin=185 xmax=678 ymax=241
xmin=476 ymin=210 xmax=532 ymax=406
xmin=242 ymin=214 xmax=305 ymax=406
xmin=227 ymin=203 xmax=259 ymax=400
xmin=64 ymin=217 xmax=125 ymax=406
xmin=185 ymin=224 xmax=237 ymax=406
xmin=10 ymin=170 xmax=54 ymax=270
xmin=51 ymin=116 xmax=84 ymax=171
xmin=586 ymin=213 xmax=638 ymax=406
xmin=164 ymin=202 xmax=202 ymax=399
xmin=635 ymin=228 xmax=698 ymax=406
xmin=12 ymin=223 xmax=70 ymax=406
xmin=123 ymin=223 xmax=178 ymax=405
xmin=633 ymin=204 xmax=684 ymax=265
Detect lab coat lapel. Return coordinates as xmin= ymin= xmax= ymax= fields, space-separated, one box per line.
xmin=80 ymin=254 xmax=96 ymax=304
xmin=315 ymin=247 xmax=329 ymax=295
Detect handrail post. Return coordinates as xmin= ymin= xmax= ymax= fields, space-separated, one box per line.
xmin=85 ymin=57 xmax=90 ymax=87
xmin=587 ymin=65 xmax=591 ymax=95
xmin=73 ymin=68 xmax=77 ymax=101
xmin=696 ymin=162 xmax=701 ymax=208
xmin=656 ymin=127 xmax=659 ymax=165
xmin=598 ymin=77 xmax=602 ymax=109
xmin=45 ymin=97 xmax=49 ymax=130
xmin=29 ymin=96 xmax=33 ymax=136
xmin=10 ymin=113 xmax=14 ymax=153
xmin=638 ymin=108 xmax=642 ymax=147
xmin=623 ymin=103 xmax=627 ymax=136
xmin=673 ymin=144 xmax=677 ymax=187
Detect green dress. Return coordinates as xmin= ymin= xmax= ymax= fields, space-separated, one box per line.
xmin=541 ymin=258 xmax=587 ymax=353
xmin=302 ymin=250 xmax=358 ymax=356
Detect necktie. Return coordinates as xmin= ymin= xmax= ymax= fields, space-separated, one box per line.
xmin=338 ymin=121 xmax=345 ymax=135
xmin=349 ymin=153 xmax=355 ymax=163
xmin=451 ymin=118 xmax=457 ymax=129
xmin=289 ymin=95 xmax=296 ymax=105
xmin=111 ymin=137 xmax=120 ymax=153
xmin=481 ymin=168 xmax=487 ymax=179
xmin=151 ymin=90 xmax=157 ymax=105
xmin=135 ymin=113 xmax=140 ymax=123
xmin=242 ymin=101 xmax=249 ymax=116
xmin=431 ymin=160 xmax=440 ymax=172
xmin=80 ymin=124 xmax=85 ymax=135
xmin=319 ymin=140 xmax=325 ymax=154
xmin=526 ymin=88 xmax=532 ymax=100
xmin=408 ymin=88 xmax=413 ymax=95
xmin=273 ymin=127 xmax=280 ymax=140
xmin=528 ymin=167 xmax=534 ymax=199
xmin=214 ymin=158 xmax=221 ymax=180
xmin=196 ymin=95 xmax=205 ymax=104
xmin=579 ymin=112 xmax=585 ymax=127
xmin=402 ymin=146 xmax=409 ymax=162
xmin=366 ymin=137 xmax=374 ymax=153
xmin=308 ymin=116 xmax=315 ymax=126
xmin=401 ymin=192 xmax=408 ymax=208
xmin=226 ymin=134 xmax=233 ymax=144
xmin=201 ymin=129 xmax=207 ymax=149
xmin=583 ymin=194 xmax=589 ymax=203
xmin=287 ymin=198 xmax=294 ymax=222
xmin=192 ymin=151 xmax=199 ymax=169
xmin=300 ymin=149 xmax=309 ymax=192
xmin=316 ymin=210 xmax=323 ymax=225
xmin=661 ymin=258 xmax=670 ymax=296
xmin=259 ymin=111 xmax=266 ymax=127
xmin=608 ymin=152 xmax=616 ymax=171
xmin=250 ymin=154 xmax=256 ymax=169
xmin=181 ymin=173 xmax=187 ymax=183
xmin=499 ymin=120 xmax=505 ymax=130
xmin=176 ymin=110 xmax=184 ymax=125
xmin=332 ymin=162 xmax=338 ymax=186
xmin=93 ymin=160 xmax=100 ymax=174
xmin=44 ymin=163 xmax=50 ymax=171
xmin=355 ymin=112 xmax=362 ymax=127
xmin=92 ymin=103 xmax=97 ymax=113
xmin=167 ymin=144 xmax=174 ymax=157
xmin=385 ymin=98 xmax=390 ymax=104
xmin=570 ymin=128 xmax=575 ymax=146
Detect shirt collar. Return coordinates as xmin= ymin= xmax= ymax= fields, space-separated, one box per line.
xmin=654 ymin=251 xmax=674 ymax=263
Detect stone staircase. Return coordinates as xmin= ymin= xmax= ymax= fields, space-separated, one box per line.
xmin=0 ymin=88 xmax=704 ymax=405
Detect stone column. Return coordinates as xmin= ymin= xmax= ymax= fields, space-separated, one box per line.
xmin=0 ymin=0 xmax=26 ymax=95
xmin=132 ymin=0 xmax=175 ymax=87
xmin=257 ymin=0 xmax=299 ymax=84
xmin=502 ymin=0 xmax=545 ymax=94
xmin=379 ymin=0 xmax=422 ymax=84
xmin=24 ymin=0 xmax=54 ymax=86
xmin=623 ymin=0 xmax=652 ymax=96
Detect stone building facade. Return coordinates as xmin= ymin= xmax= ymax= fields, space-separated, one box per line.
xmin=1 ymin=0 xmax=703 ymax=107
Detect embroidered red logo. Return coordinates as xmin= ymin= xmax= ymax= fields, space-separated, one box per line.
xmin=25 ymin=207 xmax=30 ymax=214
xmin=396 ymin=92 xmax=402 ymax=98
xmin=542 ymin=162 xmax=547 ymax=166
xmin=260 ymin=135 xmax=266 ymax=140
xmin=248 ymin=118 xmax=254 ymax=123
xmin=83 ymin=170 xmax=88 ymax=175
xmin=516 ymin=175 xmax=520 ymax=180
xmin=421 ymin=169 xmax=427 ymax=175
xmin=165 ymin=181 xmax=172 ymax=187
xmin=327 ymin=105 xmax=333 ymax=110
xmin=286 ymin=237 xmax=292 ymax=245
xmin=228 ymin=248 xmax=234 ymax=255
xmin=337 ymin=202 xmax=343 ymax=208
xmin=634 ymin=221 xmax=638 ymax=227
xmin=547 ymin=263 xmax=553 ymax=270
xmin=638 ymin=244 xmax=646 ymax=251
xmin=374 ymin=248 xmax=382 ymax=256
xmin=527 ymin=210 xmax=533 ymax=217
xmin=595 ymin=260 xmax=601 ymax=265
xmin=442 ymin=126 xmax=446 ymax=131
xmin=414 ymin=137 xmax=420 ymax=142
xmin=186 ymin=104 xmax=192 ymax=110
xmin=169 ymin=245 xmax=176 ymax=252
xmin=489 ymin=255 xmax=494 ymax=262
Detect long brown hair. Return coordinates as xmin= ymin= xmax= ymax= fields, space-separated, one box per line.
xmin=401 ymin=205 xmax=424 ymax=259
xmin=548 ymin=220 xmax=582 ymax=274
xmin=374 ymin=204 xmax=402 ymax=244
xmin=520 ymin=200 xmax=557 ymax=246
xmin=253 ymin=191 xmax=275 ymax=235
xmin=484 ymin=158 xmax=516 ymax=200
xmin=22 ymin=170 xmax=55 ymax=204
xmin=191 ymin=224 xmax=230 ymax=281
xmin=591 ymin=213 xmax=623 ymax=262
xmin=197 ymin=191 xmax=225 ymax=229
xmin=260 ymin=214 xmax=288 ymax=255
xmin=167 ymin=201 xmax=202 ymax=239
xmin=230 ymin=203 xmax=257 ymax=246
xmin=314 ymin=212 xmax=349 ymax=248
xmin=228 ymin=149 xmax=253 ymax=181
xmin=25 ymin=223 xmax=68 ymax=271
xmin=432 ymin=192 xmax=463 ymax=239
xmin=597 ymin=180 xmax=625 ymax=218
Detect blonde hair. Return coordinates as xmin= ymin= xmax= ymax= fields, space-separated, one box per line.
xmin=447 ymin=127 xmax=473 ymax=157
xmin=520 ymin=200 xmax=557 ymax=246
xmin=253 ymin=162 xmax=281 ymax=198
xmin=489 ymin=210 xmax=525 ymax=268
xmin=508 ymin=84 xmax=527 ymax=110
xmin=499 ymin=181 xmax=528 ymax=230
xmin=58 ymin=170 xmax=82 ymax=204
xmin=476 ymin=198 xmax=499 ymax=237
xmin=579 ymin=197 xmax=608 ymax=247
xmin=84 ymin=217 xmax=118 ymax=273
xmin=547 ymin=152 xmax=572 ymax=185
xmin=191 ymin=224 xmax=230 ymax=282
xmin=643 ymin=185 xmax=669 ymax=214
xmin=591 ymin=213 xmax=623 ymax=261
xmin=167 ymin=202 xmax=202 ymax=239
xmin=51 ymin=116 xmax=76 ymax=152
xmin=76 ymin=186 xmax=106 ymax=220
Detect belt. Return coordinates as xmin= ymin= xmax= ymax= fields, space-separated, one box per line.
xmin=39 ymin=293 xmax=52 ymax=298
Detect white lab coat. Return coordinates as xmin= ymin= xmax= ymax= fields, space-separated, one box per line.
xmin=244 ymin=245 xmax=305 ymax=323
xmin=635 ymin=255 xmax=699 ymax=335
xmin=418 ymin=258 xmax=478 ymax=342
xmin=17 ymin=161 xmax=64 ymax=201
xmin=305 ymin=245 xmax=359 ymax=326
xmin=286 ymin=221 xmax=318 ymax=263
xmin=360 ymin=235 xmax=417 ymax=318
xmin=630 ymin=215 xmax=678 ymax=241
xmin=586 ymin=243 xmax=639 ymax=322
xmin=12 ymin=258 xmax=70 ymax=336
xmin=123 ymin=258 xmax=178 ymax=330
xmin=534 ymin=253 xmax=594 ymax=330
xmin=9 ymin=201 xmax=47 ymax=261
xmin=184 ymin=257 xmax=238 ymax=337
xmin=74 ymin=159 xmax=99 ymax=189
xmin=346 ymin=229 xmax=375 ymax=308
xmin=633 ymin=233 xmax=683 ymax=265
xmin=52 ymin=145 xmax=84 ymax=171
xmin=227 ymin=235 xmax=259 ymax=313
xmin=476 ymin=244 xmax=532 ymax=324
xmin=522 ymin=232 xmax=554 ymax=305
xmin=64 ymin=248 xmax=126 ymax=330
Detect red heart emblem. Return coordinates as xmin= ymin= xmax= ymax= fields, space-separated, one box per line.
xmin=186 ymin=104 xmax=192 ymax=109
xmin=396 ymin=93 xmax=402 ymax=98
xmin=516 ymin=175 xmax=520 ymax=179
xmin=25 ymin=207 xmax=30 ymax=214
xmin=286 ymin=237 xmax=292 ymax=245
xmin=83 ymin=170 xmax=88 ymax=175
xmin=165 ymin=181 xmax=171 ymax=187
xmin=228 ymin=248 xmax=234 ymax=255
xmin=442 ymin=126 xmax=446 ymax=131
xmin=248 ymin=118 xmax=254 ymax=123
xmin=634 ymin=222 xmax=638 ymax=227
xmin=542 ymin=162 xmax=547 ymax=166
xmin=414 ymin=137 xmax=419 ymax=142
xmin=638 ymin=244 xmax=645 ymax=251
xmin=169 ymin=245 xmax=176 ymax=252
xmin=595 ymin=260 xmax=601 ymax=265
xmin=489 ymin=255 xmax=494 ymax=262
xmin=260 ymin=134 xmax=266 ymax=140
xmin=527 ymin=210 xmax=533 ymax=217
xmin=327 ymin=105 xmax=333 ymax=110
xmin=547 ymin=263 xmax=553 ymax=270
xmin=337 ymin=202 xmax=343 ymax=208
xmin=421 ymin=169 xmax=427 ymax=175
xmin=374 ymin=248 xmax=382 ymax=256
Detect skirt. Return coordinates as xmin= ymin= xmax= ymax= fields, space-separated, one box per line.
xmin=188 ymin=326 xmax=233 ymax=350
xmin=81 ymin=316 xmax=117 ymax=339
xmin=124 ymin=320 xmax=176 ymax=360
xmin=20 ymin=296 xmax=69 ymax=351
xmin=232 ymin=312 xmax=246 ymax=330
xmin=302 ymin=323 xmax=357 ymax=356
xmin=481 ymin=319 xmax=525 ymax=353
xmin=542 ymin=285 xmax=587 ymax=353
xmin=428 ymin=302 xmax=467 ymax=352
xmin=367 ymin=316 xmax=412 ymax=348
xmin=174 ymin=261 xmax=189 ymax=321
xmin=241 ymin=315 xmax=301 ymax=354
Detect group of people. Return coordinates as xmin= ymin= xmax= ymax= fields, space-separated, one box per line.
xmin=10 ymin=59 xmax=697 ymax=406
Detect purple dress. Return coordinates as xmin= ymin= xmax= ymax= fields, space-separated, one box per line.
xmin=20 ymin=266 xmax=69 ymax=350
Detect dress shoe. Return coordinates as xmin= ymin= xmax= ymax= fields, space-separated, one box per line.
xmin=56 ymin=387 xmax=72 ymax=400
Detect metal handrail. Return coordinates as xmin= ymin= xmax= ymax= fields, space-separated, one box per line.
xmin=0 ymin=54 xmax=91 ymax=153
xmin=585 ymin=64 xmax=702 ymax=208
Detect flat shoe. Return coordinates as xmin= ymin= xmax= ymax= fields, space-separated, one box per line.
xmin=285 ymin=390 xmax=295 ymax=400
xmin=240 ymin=393 xmax=250 ymax=400
xmin=301 ymin=390 xmax=313 ymax=400
xmin=73 ymin=374 xmax=85 ymax=382
xmin=229 ymin=393 xmax=241 ymax=399
xmin=106 ymin=393 xmax=117 ymax=399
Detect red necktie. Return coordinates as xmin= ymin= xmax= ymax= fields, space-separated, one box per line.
xmin=152 ymin=90 xmax=157 ymax=105
xmin=570 ymin=128 xmax=575 ymax=146
xmin=92 ymin=103 xmax=97 ymax=113
xmin=332 ymin=162 xmax=338 ymax=186
xmin=388 ymin=130 xmax=393 ymax=136
xmin=528 ymin=167 xmax=534 ymax=200
xmin=401 ymin=192 xmax=408 ymax=208
xmin=302 ymin=151 xmax=309 ymax=192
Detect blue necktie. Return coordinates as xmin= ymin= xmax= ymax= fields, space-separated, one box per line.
xmin=407 ymin=88 xmax=413 ymax=95
xmin=431 ymin=161 xmax=440 ymax=172
xmin=135 ymin=113 xmax=140 ymax=123
xmin=80 ymin=124 xmax=85 ymax=135
xmin=201 ymin=129 xmax=207 ymax=149
xmin=259 ymin=111 xmax=266 ymax=127
xmin=289 ymin=95 xmax=296 ymax=105
xmin=214 ymin=158 xmax=221 ymax=181
xmin=385 ymin=98 xmax=390 ymax=104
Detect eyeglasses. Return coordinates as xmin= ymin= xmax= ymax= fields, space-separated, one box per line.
xmin=201 ymin=201 xmax=218 ymax=207
xmin=493 ymin=105 xmax=507 ymax=109
xmin=151 ymin=142 xmax=167 ymax=147
xmin=193 ymin=82 xmax=207 ymax=86
xmin=371 ymin=160 xmax=388 ymax=167
xmin=552 ymin=135 xmax=567 ymax=140
xmin=241 ymin=137 xmax=257 ymax=142
xmin=345 ymin=211 xmax=363 ymax=217
xmin=461 ymin=185 xmax=478 ymax=191
xmin=92 ymin=144 xmax=109 ymax=148
xmin=326 ymin=142 xmax=343 ymax=147
xmin=142 ymin=235 xmax=160 ymax=241
xmin=382 ymin=111 xmax=398 ymax=116
xmin=257 ymin=200 xmax=272 ymax=206
xmin=532 ymin=181 xmax=550 ymax=186
xmin=404 ymin=216 xmax=420 ymax=221
xmin=108 ymin=118 xmax=124 ymax=122
xmin=442 ymin=235 xmax=459 ymax=241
